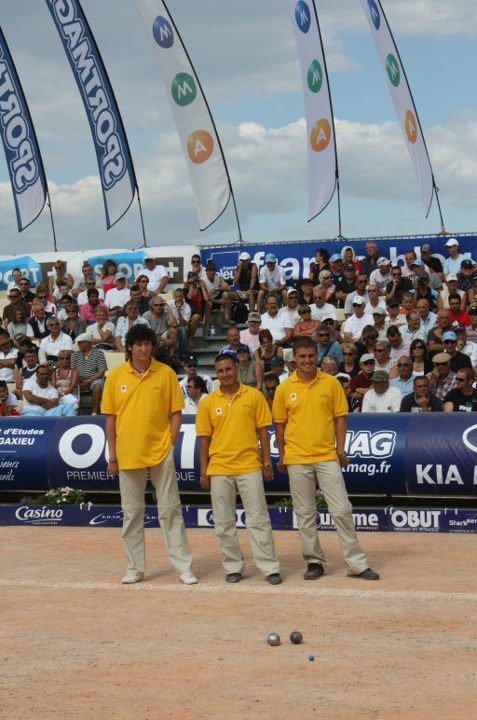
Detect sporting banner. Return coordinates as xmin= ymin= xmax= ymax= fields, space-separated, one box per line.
xmin=0 ymin=28 xmax=47 ymax=231
xmin=288 ymin=0 xmax=337 ymax=220
xmin=45 ymin=0 xmax=136 ymax=229
xmin=360 ymin=0 xmax=435 ymax=216
xmin=134 ymin=0 xmax=231 ymax=230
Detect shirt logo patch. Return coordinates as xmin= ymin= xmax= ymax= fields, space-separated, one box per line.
xmin=290 ymin=392 xmax=297 ymax=401
xmin=120 ymin=385 xmax=127 ymax=393
xmin=216 ymin=407 xmax=223 ymax=416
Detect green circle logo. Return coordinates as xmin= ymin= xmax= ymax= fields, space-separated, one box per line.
xmin=307 ymin=59 xmax=323 ymax=93
xmin=386 ymin=54 xmax=400 ymax=87
xmin=171 ymin=73 xmax=197 ymax=106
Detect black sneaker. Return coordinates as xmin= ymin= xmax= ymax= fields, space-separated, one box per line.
xmin=348 ymin=568 xmax=380 ymax=581
xmin=304 ymin=563 xmax=324 ymax=580
xmin=225 ymin=572 xmax=242 ymax=583
xmin=266 ymin=573 xmax=282 ymax=585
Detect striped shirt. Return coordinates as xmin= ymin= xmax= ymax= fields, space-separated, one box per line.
xmin=71 ymin=348 xmax=107 ymax=381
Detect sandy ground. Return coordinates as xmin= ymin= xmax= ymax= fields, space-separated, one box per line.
xmin=1 ymin=527 xmax=476 ymax=720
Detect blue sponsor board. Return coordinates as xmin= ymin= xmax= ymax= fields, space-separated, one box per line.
xmin=201 ymin=233 xmax=477 ymax=283
xmin=0 ymin=414 xmax=476 ymax=497
xmin=1 ymin=504 xmax=476 ymax=533
xmin=0 ymin=255 xmax=43 ymax=289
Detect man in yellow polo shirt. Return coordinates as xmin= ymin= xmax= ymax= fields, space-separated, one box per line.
xmin=196 ymin=350 xmax=281 ymax=585
xmin=272 ymin=336 xmax=379 ymax=581
xmin=101 ymin=324 xmax=197 ymax=586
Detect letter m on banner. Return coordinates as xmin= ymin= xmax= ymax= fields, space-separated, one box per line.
xmin=0 ymin=28 xmax=47 ymax=232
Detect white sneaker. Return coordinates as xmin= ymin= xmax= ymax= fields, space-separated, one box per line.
xmin=179 ymin=571 xmax=198 ymax=585
xmin=121 ymin=571 xmax=144 ymax=585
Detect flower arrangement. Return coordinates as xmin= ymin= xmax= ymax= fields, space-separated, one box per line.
xmin=20 ymin=487 xmax=86 ymax=505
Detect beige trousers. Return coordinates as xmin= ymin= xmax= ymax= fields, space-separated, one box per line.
xmin=210 ymin=470 xmax=280 ymax=577
xmin=119 ymin=449 xmax=192 ymax=575
xmin=287 ymin=461 xmax=368 ymax=574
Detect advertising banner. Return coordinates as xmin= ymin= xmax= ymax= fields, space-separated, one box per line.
xmin=0 ymin=28 xmax=47 ymax=231
xmin=1 ymin=414 xmax=476 ymax=498
xmin=201 ymin=234 xmax=477 ymax=283
xmin=45 ymin=0 xmax=136 ymax=228
xmin=288 ymin=0 xmax=337 ymax=220
xmin=134 ymin=0 xmax=231 ymax=230
xmin=360 ymin=0 xmax=435 ymax=216
xmin=1 ymin=503 xmax=476 ymax=533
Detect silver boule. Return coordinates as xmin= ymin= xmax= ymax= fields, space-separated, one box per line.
xmin=267 ymin=632 xmax=281 ymax=646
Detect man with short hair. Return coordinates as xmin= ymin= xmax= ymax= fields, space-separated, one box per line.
xmin=441 ymin=331 xmax=472 ymax=373
xmin=344 ymin=273 xmax=369 ymax=316
xmin=178 ymin=354 xmax=214 ymax=398
xmin=389 ymin=356 xmax=415 ymax=395
xmin=80 ymin=288 xmax=108 ymax=325
xmin=420 ymin=243 xmax=443 ymax=279
xmin=281 ymin=287 xmax=300 ymax=329
xmin=416 ymin=298 xmax=437 ymax=336
xmin=18 ymin=277 xmax=35 ymax=304
xmin=443 ymin=367 xmax=477 ymax=412
xmin=427 ymin=308 xmax=453 ymax=354
xmin=335 ymin=263 xmax=357 ymax=308
xmin=71 ymin=333 xmax=107 ymax=415
xmin=257 ymin=253 xmax=287 ymax=312
xmin=142 ymin=295 xmax=177 ymax=356
xmin=197 ymin=351 xmax=281 ymax=585
xmin=362 ymin=369 xmax=402 ymax=412
xmin=455 ymin=324 xmax=477 ymax=371
xmin=448 ymin=293 xmax=471 ymax=327
xmin=102 ymin=324 xmax=197 ymax=586
xmin=315 ymin=324 xmax=343 ymax=367
xmin=115 ymin=301 xmax=150 ymax=353
xmin=310 ymin=286 xmax=337 ymax=323
xmin=21 ymin=364 xmax=75 ymax=417
xmin=359 ymin=241 xmax=380 ymax=277
xmin=400 ymin=310 xmax=427 ymax=343
xmin=349 ymin=353 xmax=375 ymax=410
xmin=167 ymin=288 xmax=193 ymax=358
xmin=260 ymin=294 xmax=292 ymax=345
xmin=39 ymin=316 xmax=73 ymax=363
xmin=2 ymin=288 xmax=28 ymax=328
xmin=201 ymin=262 xmax=232 ymax=329
xmin=457 ymin=258 xmax=475 ymax=294
xmin=222 ymin=326 xmax=241 ymax=353
xmin=273 ymin=336 xmax=378 ymax=581
xmin=400 ymin=376 xmax=442 ymax=412
xmin=401 ymin=250 xmax=417 ymax=281
xmin=386 ymin=325 xmax=410 ymax=359
xmin=342 ymin=296 xmax=373 ymax=342
xmin=0 ymin=334 xmax=18 ymax=383
xmin=142 ymin=255 xmax=169 ymax=293
xmin=77 ymin=278 xmax=105 ymax=306
xmin=365 ymin=283 xmax=386 ymax=315
xmin=385 ymin=266 xmax=413 ymax=303
xmin=386 ymin=298 xmax=406 ymax=328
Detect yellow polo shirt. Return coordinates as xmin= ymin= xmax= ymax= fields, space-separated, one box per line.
xmin=196 ymin=383 xmax=271 ymax=476
xmin=101 ymin=358 xmax=184 ymax=469
xmin=272 ymin=369 xmax=348 ymax=464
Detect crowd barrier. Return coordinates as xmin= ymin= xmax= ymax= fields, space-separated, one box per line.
xmin=1 ymin=414 xmax=476 ymax=497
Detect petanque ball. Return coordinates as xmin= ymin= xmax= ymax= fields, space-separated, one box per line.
xmin=309 ymin=655 xmax=315 ymax=662
xmin=290 ymin=631 xmax=303 ymax=644
xmin=267 ymin=632 xmax=281 ymax=646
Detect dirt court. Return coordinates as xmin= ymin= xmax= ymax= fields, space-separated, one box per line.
xmin=1 ymin=526 xmax=476 ymax=720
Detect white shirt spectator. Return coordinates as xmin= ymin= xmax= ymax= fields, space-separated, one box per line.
xmin=369 ymin=268 xmax=391 ymax=294
xmin=89 ymin=320 xmax=116 ymax=345
xmin=389 ymin=340 xmax=411 ymax=360
xmin=179 ymin=375 xmax=214 ymax=398
xmin=259 ymin=265 xmax=285 ymax=289
xmin=114 ymin=316 xmax=150 ymax=348
xmin=461 ymin=340 xmax=477 ymax=368
xmin=342 ymin=312 xmax=374 ymax=340
xmin=0 ymin=347 xmax=18 ymax=382
xmin=239 ymin=329 xmax=261 ymax=354
xmin=167 ymin=299 xmax=191 ymax=324
xmin=105 ymin=287 xmax=131 ymax=309
xmin=77 ymin=288 xmax=104 ymax=306
xmin=310 ymin=303 xmax=337 ymax=323
xmin=400 ymin=325 xmax=428 ymax=344
xmin=21 ymin=377 xmax=58 ymax=413
xmin=344 ymin=291 xmax=369 ymax=316
xmin=39 ymin=333 xmax=73 ymax=363
xmin=362 ymin=386 xmax=402 ymax=412
xmin=419 ymin=312 xmax=437 ymax=335
xmin=142 ymin=264 xmax=168 ymax=293
xmin=443 ymin=255 xmax=465 ymax=276
xmin=281 ymin=306 xmax=300 ymax=329
xmin=260 ymin=310 xmax=288 ymax=342
xmin=365 ymin=301 xmax=386 ymax=316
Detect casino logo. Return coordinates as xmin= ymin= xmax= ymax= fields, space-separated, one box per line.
xmin=197 ymin=508 xmax=246 ymax=528
xmin=310 ymin=119 xmax=331 ymax=153
xmin=462 ymin=424 xmax=477 ymax=453
xmin=386 ymin=54 xmax=400 ymax=87
xmin=152 ymin=15 xmax=174 ymax=49
xmin=187 ymin=131 xmax=214 ymax=164
xmin=171 ymin=73 xmax=197 ymax=107
xmin=307 ymin=60 xmax=323 ymax=94
xmin=15 ymin=505 xmax=64 ymax=526
xmin=295 ymin=1 xmax=311 ymax=34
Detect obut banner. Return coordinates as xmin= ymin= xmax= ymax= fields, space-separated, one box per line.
xmin=1 ymin=415 xmax=476 ymax=498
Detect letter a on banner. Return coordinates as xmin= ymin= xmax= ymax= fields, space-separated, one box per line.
xmin=360 ymin=0 xmax=435 ymax=216
xmin=45 ymin=0 xmax=136 ymax=229
xmin=134 ymin=0 xmax=231 ymax=230
xmin=0 ymin=28 xmax=47 ymax=232
xmin=288 ymin=0 xmax=337 ymax=221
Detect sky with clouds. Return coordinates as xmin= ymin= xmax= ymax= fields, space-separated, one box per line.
xmin=0 ymin=0 xmax=476 ymax=254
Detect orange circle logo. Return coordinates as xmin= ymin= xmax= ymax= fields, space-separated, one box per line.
xmin=404 ymin=110 xmax=417 ymax=144
xmin=187 ymin=130 xmax=214 ymax=164
xmin=310 ymin=119 xmax=331 ymax=152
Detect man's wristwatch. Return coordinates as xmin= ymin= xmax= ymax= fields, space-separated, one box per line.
xmin=338 ymin=452 xmax=346 ymax=459
xmin=263 ymin=462 xmax=272 ymax=468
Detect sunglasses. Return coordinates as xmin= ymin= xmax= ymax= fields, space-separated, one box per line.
xmin=49 ymin=322 xmax=60 ymax=326
xmin=397 ymin=363 xmax=411 ymax=367
xmin=153 ymin=304 xmax=165 ymax=308
xmin=318 ymin=332 xmax=329 ymax=337
xmin=343 ymin=352 xmax=354 ymax=356
xmin=455 ymin=377 xmax=468 ymax=382
xmin=392 ymin=272 xmax=401 ymax=276
xmin=363 ymin=360 xmax=374 ymax=365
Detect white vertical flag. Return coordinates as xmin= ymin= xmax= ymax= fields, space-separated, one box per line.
xmin=289 ymin=0 xmax=337 ymax=221
xmin=360 ymin=0 xmax=434 ymax=216
xmin=134 ymin=0 xmax=231 ymax=230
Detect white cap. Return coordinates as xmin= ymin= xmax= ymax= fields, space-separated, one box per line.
xmin=239 ymin=251 xmax=251 ymax=261
xmin=446 ymin=273 xmax=458 ymax=282
xmin=76 ymin=332 xmax=93 ymax=343
xmin=377 ymin=257 xmax=390 ymax=267
xmin=445 ymin=238 xmax=459 ymax=247
xmin=352 ymin=295 xmax=366 ymax=306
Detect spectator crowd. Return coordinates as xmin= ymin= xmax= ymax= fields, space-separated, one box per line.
xmin=2 ymin=237 xmax=477 ymax=418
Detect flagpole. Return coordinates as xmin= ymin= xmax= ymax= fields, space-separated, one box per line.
xmin=135 ymin=185 xmax=148 ymax=248
xmin=433 ymin=182 xmax=447 ymax=234
xmin=161 ymin=0 xmax=241 ymax=243
xmin=46 ymin=191 xmax=58 ymax=252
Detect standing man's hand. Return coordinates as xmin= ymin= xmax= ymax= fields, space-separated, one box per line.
xmin=108 ymin=459 xmax=119 ymax=475
xmin=338 ymin=452 xmax=349 ymax=469
xmin=277 ymin=461 xmax=287 ymax=475
xmin=200 ymin=473 xmax=210 ymax=490
xmin=262 ymin=464 xmax=274 ymax=482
